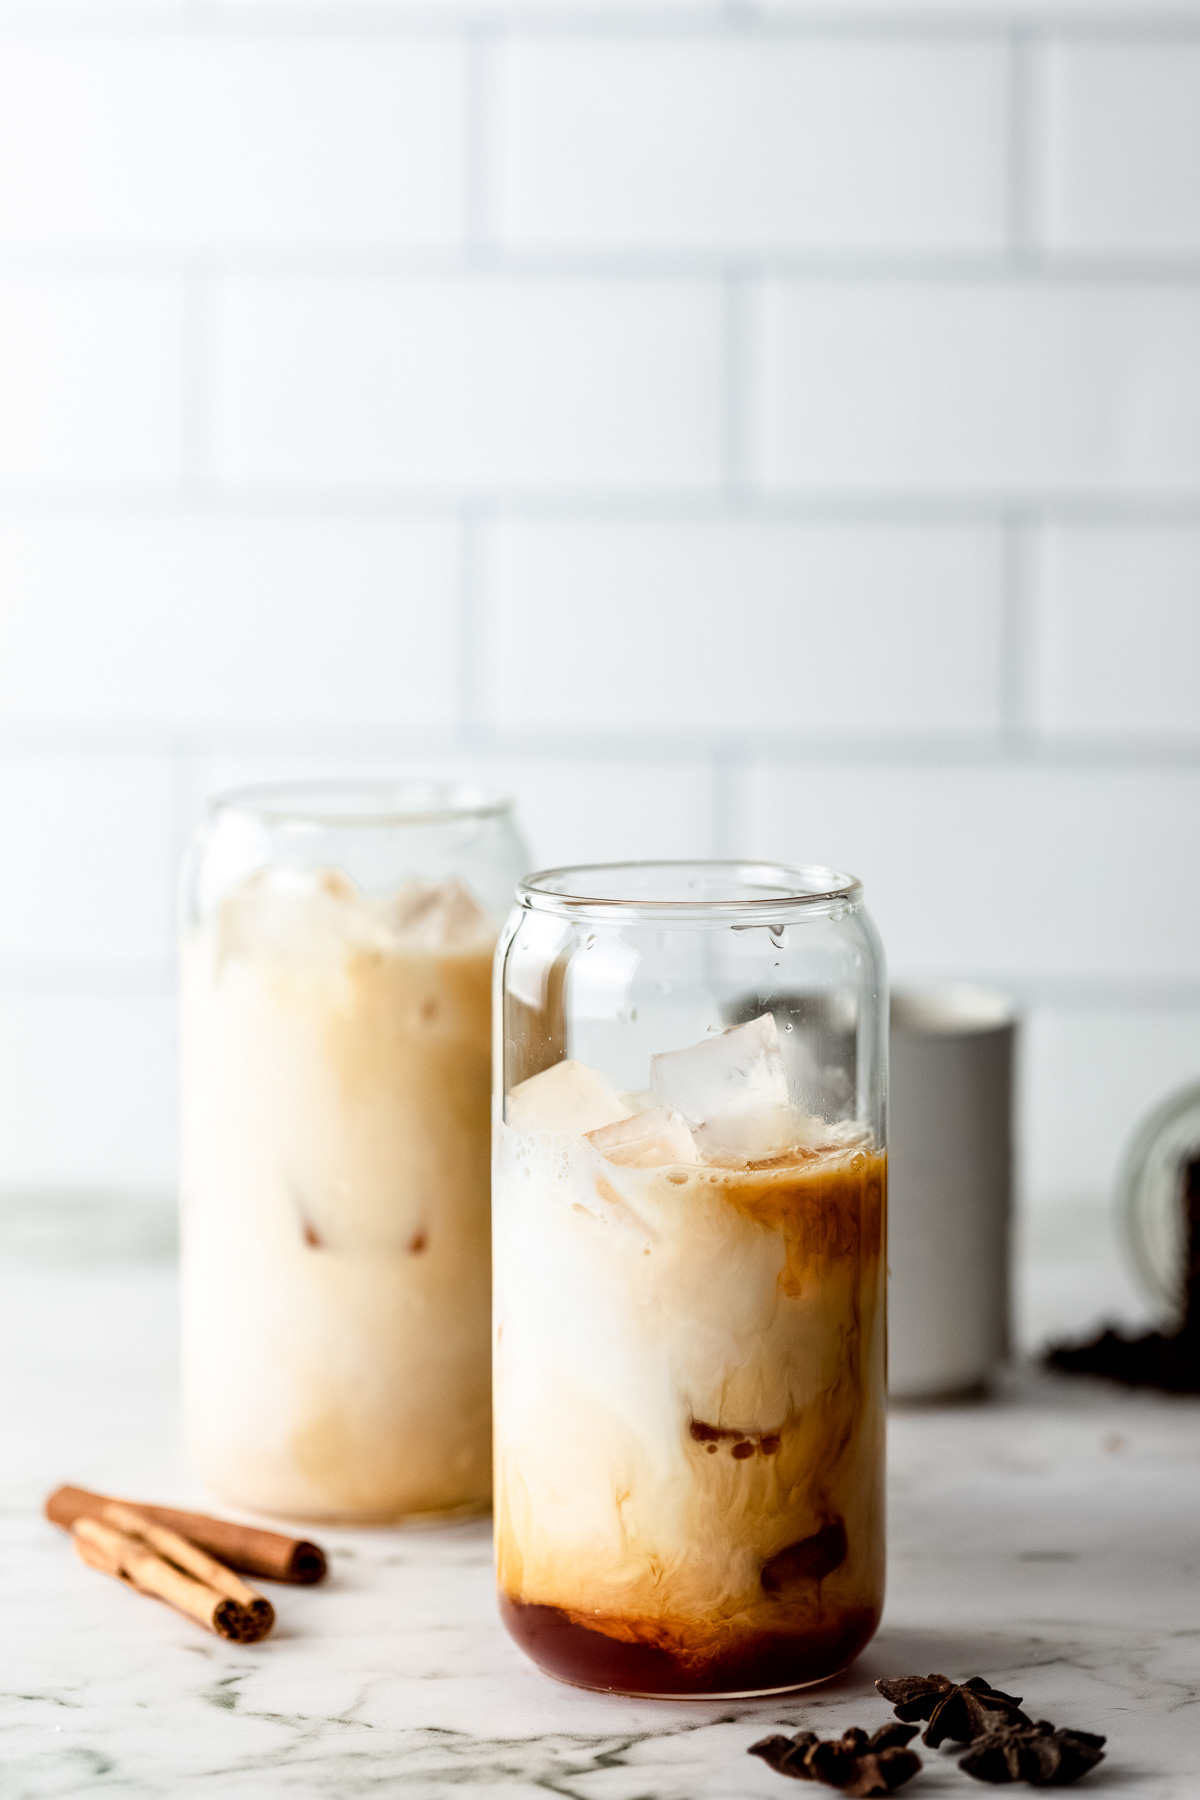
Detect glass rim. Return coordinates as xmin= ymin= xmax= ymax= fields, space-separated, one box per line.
xmin=206 ymin=778 xmax=514 ymax=829
xmin=517 ymin=859 xmax=863 ymax=920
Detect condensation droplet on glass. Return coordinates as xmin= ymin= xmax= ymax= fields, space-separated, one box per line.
xmin=768 ymin=924 xmax=788 ymax=948
xmin=784 ymin=1022 xmax=794 ymax=1033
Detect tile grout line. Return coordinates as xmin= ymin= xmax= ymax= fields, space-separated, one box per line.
xmin=0 ymin=5 xmax=1193 ymax=55
xmin=3 ymin=962 xmax=1197 ymax=1012
xmin=464 ymin=24 xmax=499 ymax=259
xmin=720 ymin=269 xmax=756 ymax=496
xmin=1000 ymin=511 xmax=1042 ymax=747
xmin=0 ymin=6 xmax=1191 ymax=45
xmin=710 ymin=750 xmax=734 ymax=858
xmin=165 ymin=742 xmax=194 ymax=977
xmin=1007 ymin=21 xmax=1046 ymax=269
xmin=13 ymin=249 xmax=1200 ymax=281
xmin=180 ymin=264 xmax=212 ymax=500
xmin=7 ymin=488 xmax=1200 ymax=525
xmin=6 ymin=722 xmax=1200 ymax=767
xmin=710 ymin=749 xmax=755 ymax=858
xmin=456 ymin=507 xmax=490 ymax=742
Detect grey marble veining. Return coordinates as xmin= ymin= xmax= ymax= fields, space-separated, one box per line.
xmin=2 ymin=1209 xmax=1198 ymax=1797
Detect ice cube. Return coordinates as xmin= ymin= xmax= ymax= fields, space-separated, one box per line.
xmin=650 ymin=1014 xmax=821 ymax=1162
xmin=385 ymin=876 xmax=493 ymax=948
xmin=586 ymin=1107 xmax=699 ymax=1169
xmin=216 ymin=866 xmax=390 ymax=966
xmin=506 ymin=1059 xmax=632 ymax=1138
xmin=651 ymin=1014 xmax=789 ymax=1123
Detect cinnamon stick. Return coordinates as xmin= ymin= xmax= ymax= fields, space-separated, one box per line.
xmin=71 ymin=1518 xmax=270 ymax=1643
xmin=102 ymin=1501 xmax=274 ymax=1636
xmin=46 ymin=1485 xmax=326 ymax=1584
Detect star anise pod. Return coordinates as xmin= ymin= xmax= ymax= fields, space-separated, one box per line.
xmin=876 ymin=1673 xmax=1031 ymax=1746
xmin=959 ymin=1719 xmax=1107 ymax=1786
xmin=749 ymin=1723 xmax=921 ymax=1794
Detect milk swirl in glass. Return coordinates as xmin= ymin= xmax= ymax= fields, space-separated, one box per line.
xmin=494 ymin=863 xmax=887 ymax=1696
xmin=181 ymin=781 xmax=528 ymax=1522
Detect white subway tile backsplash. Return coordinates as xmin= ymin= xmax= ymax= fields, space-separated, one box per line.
xmin=212 ymin=277 xmax=723 ymax=490
xmin=1038 ymin=526 xmax=1200 ymax=737
xmin=188 ymin=748 xmax=713 ymax=870
xmin=0 ymin=39 xmax=465 ymax=251
xmin=485 ymin=519 xmax=1004 ymax=734
xmin=0 ymin=515 xmax=459 ymax=732
xmin=0 ymin=10 xmax=1192 ymax=1211
xmin=0 ymin=993 xmax=176 ymax=1191
xmin=1020 ymin=1005 xmax=1200 ymax=1212
xmin=756 ymin=281 xmax=1200 ymax=494
xmin=0 ymin=279 xmax=183 ymax=487
xmin=745 ymin=761 xmax=1200 ymax=980
xmin=496 ymin=39 xmax=1007 ymax=251
xmin=1044 ymin=42 xmax=1200 ymax=254
xmin=492 ymin=758 xmax=713 ymax=869
xmin=0 ymin=755 xmax=173 ymax=970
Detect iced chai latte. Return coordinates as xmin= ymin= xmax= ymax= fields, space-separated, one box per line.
xmin=182 ymin=866 xmax=496 ymax=1521
xmin=494 ymin=1014 xmax=886 ymax=1695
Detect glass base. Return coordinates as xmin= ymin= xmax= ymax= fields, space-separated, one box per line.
xmin=534 ymin=1671 xmax=858 ymax=1701
xmin=499 ymin=1594 xmax=879 ymax=1700
xmin=200 ymin=1486 xmax=491 ymax=1531
xmin=365 ymin=1496 xmax=492 ymax=1531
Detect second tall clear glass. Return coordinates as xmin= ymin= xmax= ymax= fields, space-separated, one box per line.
xmin=493 ymin=862 xmax=887 ymax=1696
xmin=181 ymin=780 xmax=529 ymax=1523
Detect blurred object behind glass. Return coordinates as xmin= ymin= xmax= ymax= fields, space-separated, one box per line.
xmin=888 ymin=987 xmax=1016 ymax=1402
xmin=1120 ymin=1080 xmax=1200 ymax=1328
xmin=1044 ymin=1081 xmax=1200 ymax=1393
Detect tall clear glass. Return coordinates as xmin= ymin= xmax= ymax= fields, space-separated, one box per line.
xmin=493 ymin=862 xmax=887 ymax=1696
xmin=181 ymin=780 xmax=528 ymax=1522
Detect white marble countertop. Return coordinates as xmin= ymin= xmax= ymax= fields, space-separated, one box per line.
xmin=3 ymin=1200 xmax=1198 ymax=1798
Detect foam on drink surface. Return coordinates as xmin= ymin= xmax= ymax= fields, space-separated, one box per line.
xmin=494 ymin=1016 xmax=886 ymax=1693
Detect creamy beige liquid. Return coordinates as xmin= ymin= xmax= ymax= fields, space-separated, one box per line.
xmin=493 ymin=1025 xmax=886 ymax=1694
xmin=181 ymin=868 xmax=495 ymax=1522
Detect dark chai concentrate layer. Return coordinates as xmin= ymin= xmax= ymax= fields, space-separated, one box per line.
xmin=500 ymin=1594 xmax=881 ymax=1696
